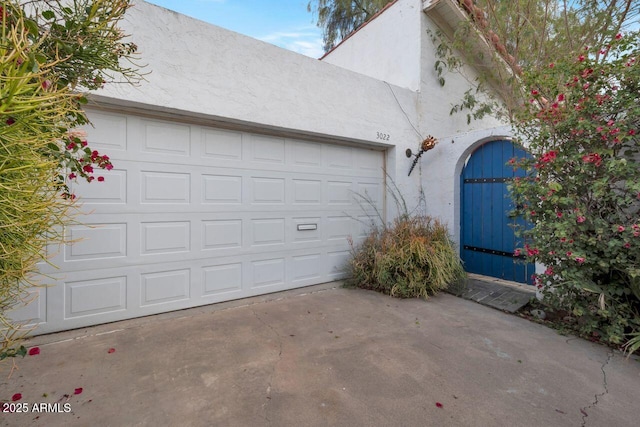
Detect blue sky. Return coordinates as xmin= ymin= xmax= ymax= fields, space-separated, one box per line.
xmin=145 ymin=0 xmax=325 ymax=58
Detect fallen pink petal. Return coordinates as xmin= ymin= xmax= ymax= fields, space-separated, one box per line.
xmin=436 ymin=402 xmax=443 ymax=408
xmin=11 ymin=393 xmax=22 ymax=402
xmin=74 ymin=388 xmax=83 ymax=395
xmin=28 ymin=347 xmax=40 ymax=356
xmin=108 ymin=348 xmax=116 ymax=354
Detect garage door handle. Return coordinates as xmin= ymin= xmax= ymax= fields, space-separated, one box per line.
xmin=297 ymin=224 xmax=317 ymax=231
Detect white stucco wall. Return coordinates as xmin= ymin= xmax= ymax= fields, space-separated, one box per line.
xmin=97 ymin=1 xmax=417 ymax=149
xmin=417 ymin=5 xmax=507 ymax=246
xmin=319 ymin=0 xmax=509 ymax=245
xmin=321 ymin=0 xmax=422 ymax=91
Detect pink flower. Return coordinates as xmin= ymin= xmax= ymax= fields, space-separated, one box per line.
xmin=540 ymin=150 xmax=557 ymax=164
xmin=28 ymin=347 xmax=40 ymax=356
xmin=607 ymin=119 xmax=615 ymax=126
xmin=623 ymin=242 xmax=631 ymax=249
xmin=556 ymin=212 xmax=563 ymax=218
xmin=634 ymin=231 xmax=639 ymax=237
xmin=531 ymin=89 xmax=539 ymax=95
xmin=618 ymin=226 xmax=625 ymax=232
xmin=549 ymin=63 xmax=555 ymax=68
xmin=575 ymin=257 xmax=585 ymax=264
xmin=615 ymin=33 xmax=622 ymax=39
xmin=66 ymin=142 xmax=76 ymax=150
xmin=566 ymin=251 xmax=573 ymax=257
xmin=629 ymin=130 xmax=636 ymax=136
xmin=68 ymin=173 xmax=76 ymax=179
xmin=105 ymin=164 xmax=114 ymax=171
xmin=582 ymin=153 xmax=602 ymax=167
xmin=577 ymin=216 xmax=586 ymax=223
xmin=97 ymin=176 xmax=105 ymax=182
xmin=5 ymin=117 xmax=16 ymax=125
xmin=557 ymin=93 xmax=565 ymax=102
xmin=545 ymin=267 xmax=554 ymax=275
xmin=514 ymin=249 xmax=521 ymax=257
xmin=83 ymin=165 xmax=93 ymax=173
xmin=41 ymin=80 xmax=52 ymax=90
xmin=578 ymin=55 xmax=585 ymax=62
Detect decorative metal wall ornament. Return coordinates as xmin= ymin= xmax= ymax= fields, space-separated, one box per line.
xmin=406 ymin=135 xmax=438 ymax=176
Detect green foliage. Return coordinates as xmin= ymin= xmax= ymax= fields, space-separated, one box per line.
xmin=308 ymin=0 xmax=393 ymax=52
xmin=431 ymin=0 xmax=639 ymax=121
xmin=1 ymin=0 xmax=140 ymax=360
xmin=509 ymin=33 xmax=640 ymax=353
xmin=346 ymin=214 xmax=466 ymax=298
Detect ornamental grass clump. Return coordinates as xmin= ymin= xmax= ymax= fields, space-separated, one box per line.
xmin=346 ymin=214 xmax=466 ymax=298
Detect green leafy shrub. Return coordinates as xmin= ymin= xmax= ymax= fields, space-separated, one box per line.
xmin=510 ymin=32 xmax=640 ymax=353
xmin=346 ymin=214 xmax=466 ymax=298
xmin=1 ymin=1 xmax=140 ymax=361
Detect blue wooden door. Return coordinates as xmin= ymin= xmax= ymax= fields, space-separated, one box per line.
xmin=461 ymin=140 xmax=534 ymax=284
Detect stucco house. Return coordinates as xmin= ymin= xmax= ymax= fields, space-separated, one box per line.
xmin=12 ymin=0 xmax=535 ymax=334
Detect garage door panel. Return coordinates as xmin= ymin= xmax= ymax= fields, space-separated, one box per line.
xmin=202 ymin=219 xmax=243 ymax=250
xmin=202 ymin=263 xmax=243 ymax=296
xmin=291 ymin=253 xmax=323 ymax=283
xmin=72 ymin=168 xmax=128 ymax=205
xmin=250 ymin=177 xmax=285 ymax=204
xmin=327 ymin=250 xmax=351 ymax=279
xmin=33 ymin=109 xmax=384 ymax=334
xmin=138 ymin=118 xmax=191 ymax=157
xmin=202 ymin=174 xmax=243 ymax=204
xmin=64 ymin=222 xmax=128 ymax=262
xmin=140 ymin=171 xmax=191 ymax=204
xmin=65 ymin=276 xmax=127 ymax=319
xmin=85 ymin=111 xmax=127 ymax=151
xmin=251 ymin=258 xmax=286 ymax=289
xmin=327 ymin=145 xmax=354 ymax=169
xmin=140 ymin=221 xmax=191 ymax=255
xmin=292 ymin=217 xmax=321 ymax=242
xmin=140 ymin=268 xmax=190 ymax=307
xmin=290 ymin=140 xmax=322 ymax=167
xmin=202 ymin=128 xmax=243 ymax=161
xmin=6 ymin=288 xmax=47 ymax=327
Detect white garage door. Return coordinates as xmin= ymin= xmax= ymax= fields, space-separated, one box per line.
xmin=17 ymin=108 xmax=384 ymax=334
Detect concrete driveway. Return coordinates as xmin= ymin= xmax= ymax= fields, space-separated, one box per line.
xmin=1 ymin=283 xmax=639 ymax=426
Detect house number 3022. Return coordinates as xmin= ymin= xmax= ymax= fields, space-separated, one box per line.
xmin=376 ymin=132 xmax=390 ymax=141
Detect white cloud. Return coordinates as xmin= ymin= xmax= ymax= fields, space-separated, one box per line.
xmin=257 ymin=27 xmax=325 ymax=59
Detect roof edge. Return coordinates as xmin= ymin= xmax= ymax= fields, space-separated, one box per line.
xmin=319 ymin=0 xmax=400 ymax=60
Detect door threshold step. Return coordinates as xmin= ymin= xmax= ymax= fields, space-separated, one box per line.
xmin=459 ymin=274 xmax=535 ymax=313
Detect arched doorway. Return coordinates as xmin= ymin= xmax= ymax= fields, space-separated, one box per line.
xmin=460 ymin=140 xmax=534 ymax=284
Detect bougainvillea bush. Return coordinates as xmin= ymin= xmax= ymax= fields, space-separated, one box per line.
xmin=509 ymin=33 xmax=640 ymax=352
xmin=1 ymin=1 xmax=139 ymax=360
